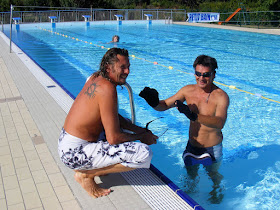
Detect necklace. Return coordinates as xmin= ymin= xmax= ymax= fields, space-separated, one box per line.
xmin=98 ymin=71 xmax=118 ymax=85
xmin=104 ymin=76 xmax=117 ymax=85
xmin=206 ymin=86 xmax=213 ymax=103
xmin=206 ymin=92 xmax=211 ymax=103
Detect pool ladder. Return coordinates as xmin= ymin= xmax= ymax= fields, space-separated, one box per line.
xmin=124 ymin=82 xmax=136 ymax=124
xmin=165 ymin=17 xmax=172 ymax=24
xmin=123 ymin=83 xmax=201 ymax=209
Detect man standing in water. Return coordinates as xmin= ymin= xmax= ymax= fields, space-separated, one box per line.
xmin=139 ymin=55 xmax=229 ymax=202
xmin=58 ymin=48 xmax=158 ymax=198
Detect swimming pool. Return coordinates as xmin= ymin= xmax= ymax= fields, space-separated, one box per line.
xmin=4 ymin=20 xmax=280 ymax=209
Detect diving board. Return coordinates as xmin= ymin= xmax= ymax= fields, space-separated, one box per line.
xmin=114 ymin=14 xmax=123 ymax=25
xmin=82 ymin=15 xmax=91 ymax=22
xmin=48 ymin=16 xmax=57 ymax=23
xmin=12 ymin=17 xmax=21 ymax=24
xmin=114 ymin=14 xmax=123 ymax=21
xmin=12 ymin=17 xmax=21 ymax=30
xmin=82 ymin=15 xmax=91 ymax=26
xmin=144 ymin=14 xmax=153 ymax=24
xmin=48 ymin=16 xmax=57 ymax=28
xmin=144 ymin=14 xmax=153 ymax=20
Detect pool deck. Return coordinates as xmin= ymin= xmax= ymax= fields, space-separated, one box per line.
xmin=173 ymin=22 xmax=280 ymax=35
xmin=0 ymin=22 xmax=278 ymax=210
xmin=0 ymin=33 xmax=164 ymax=210
xmin=0 ymin=31 xmax=196 ymax=210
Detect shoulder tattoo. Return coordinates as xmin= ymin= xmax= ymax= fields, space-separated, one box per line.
xmin=84 ymin=82 xmax=99 ymax=99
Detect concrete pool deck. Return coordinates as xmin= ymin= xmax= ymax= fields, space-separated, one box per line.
xmin=0 ymin=22 xmax=278 ymax=210
xmin=0 ymin=30 xmax=196 ymax=210
xmin=173 ymin=22 xmax=280 ymax=36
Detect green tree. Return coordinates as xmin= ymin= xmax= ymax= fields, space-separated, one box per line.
xmin=0 ymin=0 xmax=11 ymax=11
xmin=0 ymin=0 xmax=280 ymax=12
xmin=178 ymin=0 xmax=203 ymax=9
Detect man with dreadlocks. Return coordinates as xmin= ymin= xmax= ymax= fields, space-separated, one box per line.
xmin=58 ymin=48 xmax=158 ymax=198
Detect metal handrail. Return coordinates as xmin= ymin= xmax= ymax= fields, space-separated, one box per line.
xmin=123 ymin=82 xmax=136 ymax=124
xmin=1 ymin=7 xmax=187 ymax=24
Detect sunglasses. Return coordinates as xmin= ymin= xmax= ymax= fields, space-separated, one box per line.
xmin=146 ymin=117 xmax=168 ymax=138
xmin=194 ymin=71 xmax=214 ymax=78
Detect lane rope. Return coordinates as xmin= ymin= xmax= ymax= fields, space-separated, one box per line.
xmin=38 ymin=27 xmax=280 ymax=104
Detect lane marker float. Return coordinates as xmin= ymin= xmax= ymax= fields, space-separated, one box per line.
xmin=38 ymin=27 xmax=280 ymax=104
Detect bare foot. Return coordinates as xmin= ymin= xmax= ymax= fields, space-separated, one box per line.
xmin=74 ymin=172 xmax=111 ymax=198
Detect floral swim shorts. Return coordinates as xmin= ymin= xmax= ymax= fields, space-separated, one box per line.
xmin=58 ymin=128 xmax=153 ymax=170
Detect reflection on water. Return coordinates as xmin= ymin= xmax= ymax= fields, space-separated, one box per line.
xmin=182 ymin=161 xmax=224 ymax=205
xmin=4 ymin=22 xmax=280 ymax=209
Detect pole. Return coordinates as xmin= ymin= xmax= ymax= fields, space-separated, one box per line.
xmin=1 ymin=13 xmax=4 ymax=32
xmin=9 ymin=4 xmax=13 ymax=53
xmin=90 ymin=6 xmax=92 ymax=21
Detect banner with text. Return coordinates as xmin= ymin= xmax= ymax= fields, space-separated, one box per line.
xmin=187 ymin=13 xmax=220 ymax=23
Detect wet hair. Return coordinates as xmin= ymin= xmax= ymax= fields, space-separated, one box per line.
xmin=93 ymin=48 xmax=129 ymax=80
xmin=193 ymin=55 xmax=218 ymax=72
xmin=112 ymin=35 xmax=120 ymax=42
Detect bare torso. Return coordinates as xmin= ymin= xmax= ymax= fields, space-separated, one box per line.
xmin=184 ymin=84 xmax=227 ymax=148
xmin=64 ymin=75 xmax=107 ymax=142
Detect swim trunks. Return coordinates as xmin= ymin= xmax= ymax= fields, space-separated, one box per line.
xmin=182 ymin=141 xmax=223 ymax=166
xmin=58 ymin=128 xmax=153 ymax=170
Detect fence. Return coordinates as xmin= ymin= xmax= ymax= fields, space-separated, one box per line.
xmin=0 ymin=7 xmax=279 ymax=29
xmin=219 ymin=10 xmax=280 ymax=28
xmin=0 ymin=8 xmax=187 ymax=24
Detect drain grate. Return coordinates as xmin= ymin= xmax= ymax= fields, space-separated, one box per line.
xmin=47 ymin=85 xmax=56 ymax=88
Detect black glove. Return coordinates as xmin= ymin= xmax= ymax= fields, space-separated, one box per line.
xmin=175 ymin=100 xmax=197 ymax=121
xmin=139 ymin=87 xmax=159 ymax=107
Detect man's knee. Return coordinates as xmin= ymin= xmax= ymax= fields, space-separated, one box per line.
xmin=124 ymin=144 xmax=153 ymax=169
xmin=140 ymin=145 xmax=153 ymax=167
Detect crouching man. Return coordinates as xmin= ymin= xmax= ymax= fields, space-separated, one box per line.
xmin=58 ymin=48 xmax=158 ymax=198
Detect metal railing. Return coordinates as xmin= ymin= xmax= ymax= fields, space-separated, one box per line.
xmin=218 ymin=10 xmax=280 ymax=28
xmin=1 ymin=7 xmax=279 ymax=28
xmin=0 ymin=8 xmax=187 ymax=24
xmin=123 ymin=83 xmax=136 ymax=124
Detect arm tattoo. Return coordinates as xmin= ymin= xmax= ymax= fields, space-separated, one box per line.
xmin=84 ymin=83 xmax=99 ymax=99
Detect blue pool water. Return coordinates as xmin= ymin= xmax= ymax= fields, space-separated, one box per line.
xmin=4 ymin=21 xmax=280 ymax=209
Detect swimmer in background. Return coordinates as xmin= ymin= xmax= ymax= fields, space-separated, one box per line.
xmin=106 ymin=35 xmax=120 ymax=46
xmin=139 ymin=55 xmax=229 ymax=203
xmin=109 ymin=35 xmax=120 ymax=43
